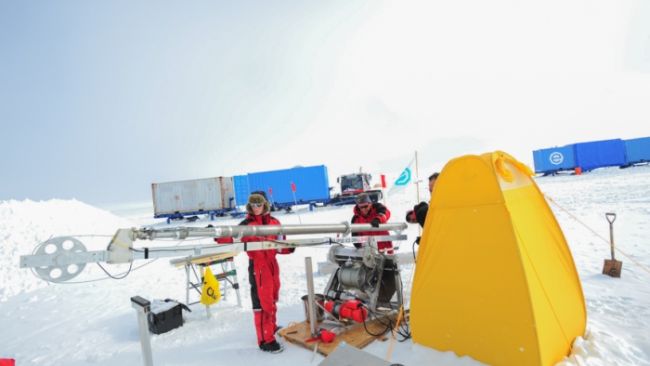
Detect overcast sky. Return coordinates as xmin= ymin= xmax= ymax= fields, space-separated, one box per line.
xmin=1 ymin=0 xmax=649 ymax=205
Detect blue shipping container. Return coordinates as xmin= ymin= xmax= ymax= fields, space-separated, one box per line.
xmin=233 ymin=175 xmax=250 ymax=206
xmin=247 ymin=165 xmax=330 ymax=207
xmin=574 ymin=139 xmax=626 ymax=171
xmin=532 ymin=145 xmax=576 ymax=173
xmin=624 ymin=137 xmax=650 ymax=165
xmin=237 ymin=165 xmax=330 ymax=207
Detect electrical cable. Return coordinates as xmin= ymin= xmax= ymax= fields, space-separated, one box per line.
xmin=45 ymin=259 xmax=160 ymax=285
xmin=412 ymin=238 xmax=418 ymax=263
xmin=97 ymin=261 xmax=133 ymax=280
xmin=362 ymin=316 xmax=391 ymax=337
xmin=396 ymin=270 xmax=412 ymax=341
xmin=361 ymin=305 xmax=393 ymax=337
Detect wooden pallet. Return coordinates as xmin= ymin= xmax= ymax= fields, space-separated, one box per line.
xmin=278 ymin=315 xmax=398 ymax=356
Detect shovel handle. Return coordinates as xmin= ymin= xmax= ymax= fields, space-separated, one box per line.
xmin=606 ymin=212 xmax=616 ymax=224
xmin=605 ymin=212 xmax=616 ymax=260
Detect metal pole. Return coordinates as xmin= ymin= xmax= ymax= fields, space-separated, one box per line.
xmin=232 ymin=260 xmax=242 ymax=307
xmin=305 ymin=257 xmax=317 ymax=337
xmin=185 ymin=264 xmax=190 ymax=305
xmin=134 ymin=223 xmax=407 ymax=241
xmin=415 ymin=150 xmax=420 ymax=203
xmin=130 ymin=296 xmax=154 ymax=366
xmin=415 ymin=150 xmax=423 ymax=238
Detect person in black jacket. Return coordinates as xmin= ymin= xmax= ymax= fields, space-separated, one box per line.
xmin=405 ymin=172 xmax=439 ymax=227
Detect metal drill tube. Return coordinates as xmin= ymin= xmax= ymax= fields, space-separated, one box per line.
xmin=135 ymin=223 xmax=407 ymax=241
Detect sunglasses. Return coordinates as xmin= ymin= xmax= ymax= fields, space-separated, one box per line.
xmin=357 ymin=204 xmax=370 ymax=209
xmin=250 ymin=203 xmax=264 ymax=208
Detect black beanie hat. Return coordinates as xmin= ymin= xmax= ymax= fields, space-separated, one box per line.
xmin=356 ymin=193 xmax=372 ymax=204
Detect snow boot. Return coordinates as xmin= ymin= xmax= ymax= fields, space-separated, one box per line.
xmin=259 ymin=340 xmax=284 ymax=354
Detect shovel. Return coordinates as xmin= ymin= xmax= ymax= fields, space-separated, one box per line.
xmin=602 ymin=212 xmax=623 ymax=278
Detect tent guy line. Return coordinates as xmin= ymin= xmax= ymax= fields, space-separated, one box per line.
xmin=545 ymin=194 xmax=650 ymax=277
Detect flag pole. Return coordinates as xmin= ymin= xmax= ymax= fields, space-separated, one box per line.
xmin=415 ymin=150 xmax=420 ymax=203
xmin=415 ymin=150 xmax=422 ymax=236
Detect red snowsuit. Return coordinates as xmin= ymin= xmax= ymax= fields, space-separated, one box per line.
xmin=351 ymin=202 xmax=393 ymax=254
xmin=216 ymin=213 xmax=292 ymax=346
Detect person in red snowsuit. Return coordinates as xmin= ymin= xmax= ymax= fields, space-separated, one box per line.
xmin=351 ymin=193 xmax=393 ymax=254
xmin=216 ymin=192 xmax=293 ymax=353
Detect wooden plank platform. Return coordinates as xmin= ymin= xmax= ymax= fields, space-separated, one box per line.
xmin=170 ymin=252 xmax=238 ymax=267
xmin=278 ymin=315 xmax=398 ymax=356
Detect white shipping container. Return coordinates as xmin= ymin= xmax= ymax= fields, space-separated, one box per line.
xmin=152 ymin=177 xmax=235 ymax=217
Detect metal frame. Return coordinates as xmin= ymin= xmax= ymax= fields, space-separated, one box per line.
xmin=19 ymin=223 xmax=407 ymax=284
xmin=180 ymin=256 xmax=242 ymax=308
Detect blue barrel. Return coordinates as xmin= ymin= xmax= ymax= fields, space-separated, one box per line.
xmin=623 ymin=137 xmax=650 ymax=165
xmin=532 ymin=145 xmax=576 ymax=174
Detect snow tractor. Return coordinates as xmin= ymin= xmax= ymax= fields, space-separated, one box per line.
xmin=328 ymin=172 xmax=383 ymax=206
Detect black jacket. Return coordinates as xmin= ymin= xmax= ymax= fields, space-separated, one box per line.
xmin=405 ymin=201 xmax=429 ymax=227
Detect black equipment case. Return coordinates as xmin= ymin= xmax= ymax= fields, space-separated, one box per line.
xmin=147 ymin=299 xmax=190 ymax=334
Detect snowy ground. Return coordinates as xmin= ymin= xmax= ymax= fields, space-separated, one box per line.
xmin=1 ymin=165 xmax=649 ymax=365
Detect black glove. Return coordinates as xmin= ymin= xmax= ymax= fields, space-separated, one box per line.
xmin=370 ymin=218 xmax=381 ymax=227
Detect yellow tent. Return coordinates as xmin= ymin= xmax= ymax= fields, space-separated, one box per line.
xmin=410 ymin=151 xmax=586 ymax=366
